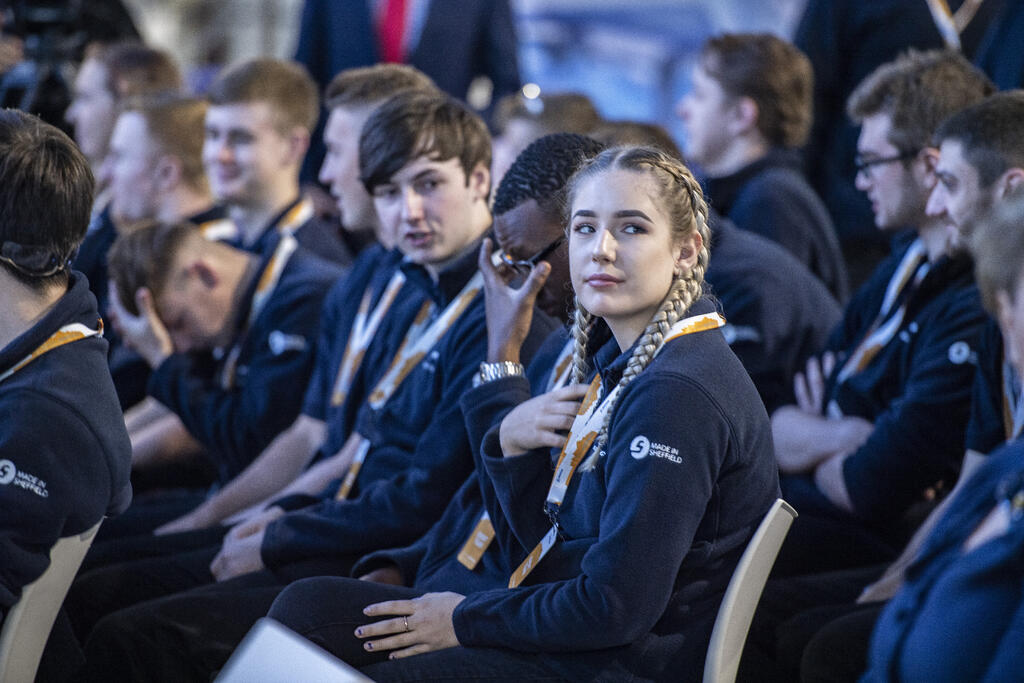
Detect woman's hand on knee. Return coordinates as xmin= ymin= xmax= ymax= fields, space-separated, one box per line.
xmin=355 ymin=592 xmax=465 ymax=658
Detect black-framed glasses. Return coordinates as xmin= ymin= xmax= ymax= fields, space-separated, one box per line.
xmin=499 ymin=235 xmax=565 ymax=276
xmin=854 ymin=151 xmax=919 ymax=177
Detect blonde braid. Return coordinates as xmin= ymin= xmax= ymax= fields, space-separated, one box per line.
xmin=569 ymin=298 xmax=593 ymax=384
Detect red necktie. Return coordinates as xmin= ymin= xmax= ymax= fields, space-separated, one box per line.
xmin=379 ymin=0 xmax=408 ymax=63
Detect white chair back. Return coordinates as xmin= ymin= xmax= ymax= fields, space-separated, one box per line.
xmin=0 ymin=520 xmax=102 ymax=683
xmin=703 ymin=498 xmax=797 ymax=683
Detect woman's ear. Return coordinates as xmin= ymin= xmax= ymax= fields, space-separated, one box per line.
xmin=675 ymin=230 xmax=702 ymax=275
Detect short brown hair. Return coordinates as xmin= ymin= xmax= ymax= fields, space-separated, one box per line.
xmin=0 ymin=110 xmax=93 ymax=290
xmin=971 ymin=195 xmax=1024 ymax=313
xmin=324 ymin=64 xmax=436 ymax=111
xmin=493 ymin=91 xmax=601 ymax=137
xmin=207 ymin=58 xmax=319 ymax=132
xmin=108 ymin=221 xmax=200 ymax=316
xmin=700 ymin=33 xmax=812 ymax=148
xmin=847 ymin=49 xmax=994 ymax=154
xmin=935 ymin=92 xmax=1024 ymax=187
xmin=360 ymin=91 xmax=491 ymax=193
xmin=590 ymin=120 xmax=683 ymax=161
xmin=124 ymin=96 xmax=209 ymax=189
xmin=98 ymin=43 xmax=183 ymax=101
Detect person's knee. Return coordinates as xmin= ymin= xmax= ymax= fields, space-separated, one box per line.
xmin=267 ymin=576 xmax=332 ymax=628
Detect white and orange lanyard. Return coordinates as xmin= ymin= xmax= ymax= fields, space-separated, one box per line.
xmin=457 ymin=337 xmax=576 ymax=570
xmin=276 ymin=197 xmax=315 ymax=236
xmin=330 ymin=271 xmax=407 ymax=408
xmin=219 ymin=234 xmax=299 ymax=390
xmin=0 ymin=321 xmax=103 ymax=384
xmin=508 ymin=312 xmax=726 ymax=588
xmin=830 ymin=240 xmax=929 ymax=406
xmin=925 ymin=0 xmax=985 ymax=50
xmin=199 ymin=217 xmax=239 ymax=243
xmin=334 ymin=270 xmax=485 ymax=500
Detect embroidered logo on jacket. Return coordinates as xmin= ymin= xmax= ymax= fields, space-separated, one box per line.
xmin=0 ymin=459 xmax=49 ymax=497
xmin=629 ymin=436 xmax=682 ymax=463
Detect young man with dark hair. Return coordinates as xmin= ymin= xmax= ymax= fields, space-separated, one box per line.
xmin=0 ymin=110 xmax=131 ymax=624
xmin=678 ymin=32 xmax=848 ymax=301
xmin=202 ymin=57 xmax=353 ymax=265
xmin=76 ymin=92 xmax=557 ymax=682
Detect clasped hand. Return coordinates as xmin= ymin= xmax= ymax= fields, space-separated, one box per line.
xmin=499 ymin=383 xmax=590 ymax=456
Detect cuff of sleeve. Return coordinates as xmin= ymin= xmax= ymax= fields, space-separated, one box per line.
xmin=271 ymin=493 xmax=320 ymax=512
xmin=351 ymin=548 xmax=413 ymax=583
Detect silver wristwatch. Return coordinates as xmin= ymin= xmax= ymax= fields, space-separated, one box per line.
xmin=473 ymin=361 xmax=525 ymax=387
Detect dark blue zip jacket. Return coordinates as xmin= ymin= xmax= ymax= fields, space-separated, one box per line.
xmin=261 ymin=241 xmax=558 ymax=568
xmin=707 ymin=211 xmax=842 ymax=413
xmin=0 ymin=273 xmax=131 ymax=617
xmin=705 ymin=147 xmax=849 ymax=302
xmin=453 ymin=298 xmax=779 ymax=682
xmin=862 ymin=437 xmax=1024 ymax=682
xmin=965 ymin=317 xmax=1012 ymax=455
xmin=819 ymin=246 xmax=987 ymax=522
xmin=301 ymin=244 xmax=407 ymax=456
xmin=147 ymin=245 xmax=343 ymax=484
xmin=352 ymin=326 xmax=571 ymax=592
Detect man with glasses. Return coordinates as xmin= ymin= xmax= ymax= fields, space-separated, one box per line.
xmin=767 ymin=50 xmax=993 ymax=576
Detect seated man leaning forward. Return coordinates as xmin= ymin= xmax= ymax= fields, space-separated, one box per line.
xmin=106 ymin=221 xmax=342 ymax=524
xmin=0 ymin=110 xmax=131 ymax=623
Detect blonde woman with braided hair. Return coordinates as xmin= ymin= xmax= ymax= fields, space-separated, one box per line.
xmin=263 ymin=147 xmax=779 ymax=682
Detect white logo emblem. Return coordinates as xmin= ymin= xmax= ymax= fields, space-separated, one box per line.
xmin=630 ymin=435 xmax=650 ymax=460
xmin=948 ymin=341 xmax=971 ymax=365
xmin=0 ymin=459 xmax=14 ymax=485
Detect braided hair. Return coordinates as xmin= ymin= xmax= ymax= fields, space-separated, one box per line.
xmin=565 ymin=147 xmax=711 ymax=470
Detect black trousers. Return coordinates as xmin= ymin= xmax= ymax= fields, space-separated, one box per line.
xmin=269 ymin=577 xmax=569 ymax=682
xmin=800 ymin=604 xmax=883 ymax=682
xmin=74 ymin=556 xmax=360 ymax=682
xmin=738 ymin=564 xmax=885 ymax=683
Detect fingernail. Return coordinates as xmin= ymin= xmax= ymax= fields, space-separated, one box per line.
xmin=355 ymin=628 xmax=363 ymax=637
xmin=365 ymin=642 xmax=373 ymax=650
xmin=389 ymin=653 xmax=397 ymax=660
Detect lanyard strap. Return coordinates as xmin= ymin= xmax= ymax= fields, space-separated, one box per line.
xmin=546 ymin=338 xmax=575 ymax=393
xmin=219 ymin=234 xmax=299 ymax=390
xmin=199 ymin=217 xmax=239 ymax=243
xmin=834 ymin=240 xmax=929 ymax=386
xmin=925 ymin=0 xmax=985 ymax=50
xmin=366 ymin=270 xmax=483 ymax=409
xmin=0 ymin=321 xmax=103 ymax=384
xmin=458 ymin=337 xmax=579 ymax=571
xmin=330 ymin=271 xmax=407 ymax=407
xmin=509 ymin=311 xmax=726 ymax=588
xmin=276 ymin=197 xmax=315 ymax=236
xmin=334 ymin=270 xmax=485 ymax=500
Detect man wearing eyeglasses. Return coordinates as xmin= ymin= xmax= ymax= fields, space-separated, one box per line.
xmin=767 ymin=50 xmax=993 ymax=576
